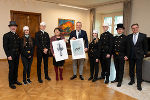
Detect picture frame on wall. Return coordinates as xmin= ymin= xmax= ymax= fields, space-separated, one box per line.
xmin=70 ymin=38 xmax=86 ymax=59
xmin=58 ymin=18 xmax=75 ymax=35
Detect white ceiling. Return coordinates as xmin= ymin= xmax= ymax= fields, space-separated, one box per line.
xmin=36 ymin=0 xmax=124 ymax=8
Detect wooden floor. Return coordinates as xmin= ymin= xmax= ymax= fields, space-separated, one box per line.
xmin=0 ymin=56 xmax=136 ymax=100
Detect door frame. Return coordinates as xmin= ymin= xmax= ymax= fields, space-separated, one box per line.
xmin=10 ymin=10 xmax=41 ymax=22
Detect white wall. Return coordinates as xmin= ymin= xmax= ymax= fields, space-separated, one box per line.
xmin=0 ymin=0 xmax=90 ymax=59
xmin=96 ymin=2 xmax=123 ymax=14
xmin=131 ymin=0 xmax=150 ymax=36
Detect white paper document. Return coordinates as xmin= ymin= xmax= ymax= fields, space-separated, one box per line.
xmin=52 ymin=40 xmax=68 ymax=62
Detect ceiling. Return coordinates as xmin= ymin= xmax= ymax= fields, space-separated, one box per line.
xmin=36 ymin=0 xmax=124 ymax=8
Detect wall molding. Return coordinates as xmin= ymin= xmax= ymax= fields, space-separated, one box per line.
xmin=0 ymin=59 xmax=7 ymax=61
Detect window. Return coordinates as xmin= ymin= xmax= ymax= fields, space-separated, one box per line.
xmin=114 ymin=16 xmax=123 ymax=35
xmin=104 ymin=17 xmax=112 ymax=33
xmin=101 ymin=12 xmax=123 ymax=36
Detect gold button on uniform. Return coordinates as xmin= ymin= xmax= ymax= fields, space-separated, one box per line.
xmin=27 ymin=51 xmax=30 ymax=53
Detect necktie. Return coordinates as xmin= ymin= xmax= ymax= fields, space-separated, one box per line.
xmin=133 ymin=34 xmax=137 ymax=45
xmin=78 ymin=31 xmax=80 ymax=38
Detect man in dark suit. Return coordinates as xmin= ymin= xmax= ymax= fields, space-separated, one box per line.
xmin=127 ymin=23 xmax=148 ymax=91
xmin=35 ymin=22 xmax=51 ymax=83
xmin=111 ymin=24 xmax=128 ymax=87
xmin=69 ymin=22 xmax=88 ymax=80
xmin=98 ymin=23 xmax=113 ymax=84
xmin=3 ymin=21 xmax=22 ymax=89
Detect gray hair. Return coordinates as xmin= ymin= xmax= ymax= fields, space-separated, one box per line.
xmin=76 ymin=21 xmax=82 ymax=24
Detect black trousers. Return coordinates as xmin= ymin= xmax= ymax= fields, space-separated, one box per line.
xmin=37 ymin=50 xmax=49 ymax=80
xmin=8 ymin=54 xmax=20 ymax=85
xmin=89 ymin=58 xmax=99 ymax=79
xmin=21 ymin=56 xmax=33 ymax=81
xmin=114 ymin=55 xmax=125 ymax=83
xmin=99 ymin=55 xmax=111 ymax=78
xmin=129 ymin=58 xmax=143 ymax=85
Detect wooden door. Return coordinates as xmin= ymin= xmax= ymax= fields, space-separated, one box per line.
xmin=10 ymin=10 xmax=41 ymax=56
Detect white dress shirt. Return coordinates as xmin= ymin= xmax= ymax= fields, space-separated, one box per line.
xmin=76 ymin=30 xmax=81 ymax=39
xmin=41 ymin=30 xmax=45 ymax=34
xmin=116 ymin=33 xmax=123 ymax=37
xmin=11 ymin=31 xmax=16 ymax=34
xmin=133 ymin=32 xmax=139 ymax=45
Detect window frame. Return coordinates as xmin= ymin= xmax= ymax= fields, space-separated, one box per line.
xmin=100 ymin=12 xmax=123 ymax=35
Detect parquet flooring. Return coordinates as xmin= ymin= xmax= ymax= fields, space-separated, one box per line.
xmin=0 ymin=56 xmax=136 ymax=100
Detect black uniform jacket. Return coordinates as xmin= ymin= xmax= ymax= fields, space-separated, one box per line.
xmin=20 ymin=37 xmax=35 ymax=58
xmin=112 ymin=34 xmax=127 ymax=57
xmin=3 ymin=31 xmax=20 ymax=57
xmin=35 ymin=30 xmax=50 ymax=52
xmin=98 ymin=31 xmax=113 ymax=55
xmin=88 ymin=38 xmax=99 ymax=59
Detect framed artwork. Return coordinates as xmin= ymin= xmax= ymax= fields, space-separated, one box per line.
xmin=52 ymin=40 xmax=68 ymax=62
xmin=70 ymin=38 xmax=86 ymax=59
xmin=58 ymin=18 xmax=75 ymax=35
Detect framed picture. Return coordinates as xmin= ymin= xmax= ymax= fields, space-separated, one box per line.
xmin=52 ymin=40 xmax=68 ymax=62
xmin=58 ymin=18 xmax=75 ymax=35
xmin=70 ymin=38 xmax=86 ymax=59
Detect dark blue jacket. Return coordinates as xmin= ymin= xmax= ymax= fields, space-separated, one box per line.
xmin=69 ymin=30 xmax=88 ymax=48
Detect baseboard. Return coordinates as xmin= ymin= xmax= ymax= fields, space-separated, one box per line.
xmin=0 ymin=59 xmax=7 ymax=61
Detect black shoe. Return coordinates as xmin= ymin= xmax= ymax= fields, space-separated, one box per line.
xmin=79 ymin=75 xmax=84 ymax=80
xmin=88 ymin=77 xmax=93 ymax=81
xmin=98 ymin=76 xmax=105 ymax=80
xmin=128 ymin=81 xmax=135 ymax=85
xmin=117 ymin=82 xmax=122 ymax=87
xmin=105 ymin=80 xmax=109 ymax=84
xmin=92 ymin=78 xmax=97 ymax=82
xmin=105 ymin=78 xmax=109 ymax=84
xmin=111 ymin=79 xmax=118 ymax=83
xmin=14 ymin=81 xmax=22 ymax=85
xmin=70 ymin=75 xmax=77 ymax=80
xmin=27 ymin=79 xmax=32 ymax=84
xmin=38 ymin=79 xmax=43 ymax=83
xmin=23 ymin=81 xmax=27 ymax=85
xmin=137 ymin=86 xmax=142 ymax=91
xmin=45 ymin=76 xmax=51 ymax=81
xmin=9 ymin=84 xmax=16 ymax=89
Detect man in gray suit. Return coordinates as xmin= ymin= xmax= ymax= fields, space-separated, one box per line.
xmin=69 ymin=22 xmax=88 ymax=80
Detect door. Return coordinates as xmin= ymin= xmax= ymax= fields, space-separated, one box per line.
xmin=10 ymin=10 xmax=41 ymax=56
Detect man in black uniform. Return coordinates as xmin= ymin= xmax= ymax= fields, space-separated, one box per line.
xmin=111 ymin=24 xmax=128 ymax=87
xmin=35 ymin=22 xmax=51 ymax=83
xmin=98 ymin=23 xmax=113 ymax=84
xmin=3 ymin=21 xmax=22 ymax=89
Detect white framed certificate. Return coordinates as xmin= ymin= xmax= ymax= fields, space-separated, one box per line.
xmin=52 ymin=40 xmax=68 ymax=62
xmin=70 ymin=38 xmax=86 ymax=59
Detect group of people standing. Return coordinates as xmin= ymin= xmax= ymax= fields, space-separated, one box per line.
xmin=3 ymin=21 xmax=147 ymax=91
xmin=88 ymin=23 xmax=147 ymax=91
